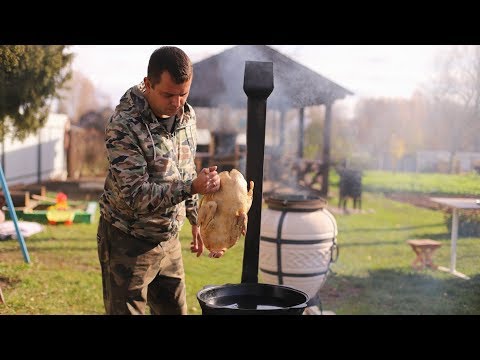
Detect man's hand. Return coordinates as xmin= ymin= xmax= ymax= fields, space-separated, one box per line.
xmin=191 ymin=166 xmax=221 ymax=195
xmin=190 ymin=224 xmax=203 ymax=257
xmin=208 ymin=250 xmax=225 ymax=259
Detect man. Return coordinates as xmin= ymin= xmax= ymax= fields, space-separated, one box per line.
xmin=97 ymin=46 xmax=221 ymax=315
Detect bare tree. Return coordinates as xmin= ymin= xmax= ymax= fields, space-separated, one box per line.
xmin=56 ymin=70 xmax=110 ymax=123
xmin=354 ymin=95 xmax=431 ymax=171
xmin=428 ymin=45 xmax=480 ymax=172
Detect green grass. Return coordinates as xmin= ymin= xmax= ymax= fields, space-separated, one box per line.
xmin=0 ymin=186 xmax=479 ymax=315
xmin=360 ymin=170 xmax=480 ymax=195
xmin=323 ymin=191 xmax=480 ymax=314
xmin=0 ymin=208 xmax=245 ymax=315
xmin=0 ymin=220 xmax=103 ymax=314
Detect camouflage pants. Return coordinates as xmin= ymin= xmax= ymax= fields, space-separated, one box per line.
xmin=97 ymin=216 xmax=187 ymax=315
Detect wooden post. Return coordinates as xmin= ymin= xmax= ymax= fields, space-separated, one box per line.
xmin=321 ymin=102 xmax=333 ymax=196
xmin=298 ymin=107 xmax=305 ymax=159
xmin=24 ymin=191 xmax=30 ymax=209
xmin=37 ymin=130 xmax=42 ymax=184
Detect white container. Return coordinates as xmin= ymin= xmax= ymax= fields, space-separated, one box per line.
xmin=259 ymin=205 xmax=338 ymax=300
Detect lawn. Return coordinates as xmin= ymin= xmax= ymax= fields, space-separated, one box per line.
xmin=0 ymin=172 xmax=479 ymax=314
xmin=360 ymin=170 xmax=480 ymax=195
xmin=323 ymin=191 xmax=480 ymax=314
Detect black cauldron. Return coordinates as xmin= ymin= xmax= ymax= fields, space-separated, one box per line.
xmin=197 ymin=283 xmax=308 ymax=315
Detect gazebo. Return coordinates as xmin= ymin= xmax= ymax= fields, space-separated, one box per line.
xmin=188 ymin=45 xmax=353 ymax=195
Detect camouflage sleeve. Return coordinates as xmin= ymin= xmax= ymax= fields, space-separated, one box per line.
xmin=185 ymin=172 xmax=198 ymax=225
xmin=106 ymin=118 xmax=193 ymax=214
xmin=185 ymin=195 xmax=199 ymax=225
xmin=185 ymin=120 xmax=199 ymax=225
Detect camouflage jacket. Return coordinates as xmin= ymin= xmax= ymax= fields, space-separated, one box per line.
xmin=99 ymin=81 xmax=198 ymax=243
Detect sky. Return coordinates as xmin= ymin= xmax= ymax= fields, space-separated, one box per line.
xmin=70 ymin=45 xmax=452 ymax=110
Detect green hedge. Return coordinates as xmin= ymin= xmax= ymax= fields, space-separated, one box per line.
xmin=445 ymin=211 xmax=480 ymax=237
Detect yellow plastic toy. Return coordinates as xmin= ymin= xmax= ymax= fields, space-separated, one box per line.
xmin=46 ymin=192 xmax=75 ymax=225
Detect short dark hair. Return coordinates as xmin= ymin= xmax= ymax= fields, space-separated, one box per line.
xmin=148 ymin=46 xmax=193 ymax=86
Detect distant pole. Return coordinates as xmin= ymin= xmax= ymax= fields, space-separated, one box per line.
xmin=0 ymin=164 xmax=30 ymax=263
xmin=298 ymin=107 xmax=305 ymax=159
xmin=321 ymin=102 xmax=333 ymax=196
xmin=37 ymin=130 xmax=42 ymax=184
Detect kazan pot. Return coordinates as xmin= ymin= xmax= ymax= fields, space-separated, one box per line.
xmin=196 ymin=282 xmax=309 ymax=315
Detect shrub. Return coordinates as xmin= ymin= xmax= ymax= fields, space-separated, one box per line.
xmin=445 ymin=210 xmax=480 ymax=237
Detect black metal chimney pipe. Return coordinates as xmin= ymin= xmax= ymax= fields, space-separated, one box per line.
xmin=241 ymin=61 xmax=274 ymax=284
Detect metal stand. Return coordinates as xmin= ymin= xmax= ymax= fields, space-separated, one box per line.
xmin=429 ymin=197 xmax=478 ymax=280
xmin=437 ymin=208 xmax=469 ymax=279
xmin=0 ymin=164 xmax=30 ymax=263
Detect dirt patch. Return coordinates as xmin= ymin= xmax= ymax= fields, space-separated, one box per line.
xmin=386 ymin=192 xmax=480 ymax=210
xmin=385 ymin=193 xmax=443 ymax=210
xmin=327 ymin=206 xmax=376 ymax=215
xmin=320 ymin=281 xmax=362 ymax=300
xmin=0 ymin=276 xmax=20 ymax=289
xmin=33 ymin=251 xmax=99 ymax=272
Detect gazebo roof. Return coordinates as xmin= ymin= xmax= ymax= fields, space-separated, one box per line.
xmin=188 ymin=45 xmax=353 ymax=110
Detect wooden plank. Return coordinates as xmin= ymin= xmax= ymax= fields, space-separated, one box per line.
xmin=31 ymin=194 xmax=83 ymax=206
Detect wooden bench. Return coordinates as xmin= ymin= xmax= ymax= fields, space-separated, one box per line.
xmin=407 ymin=239 xmax=442 ymax=270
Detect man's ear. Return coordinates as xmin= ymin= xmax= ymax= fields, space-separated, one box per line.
xmin=143 ymin=77 xmax=151 ymax=93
